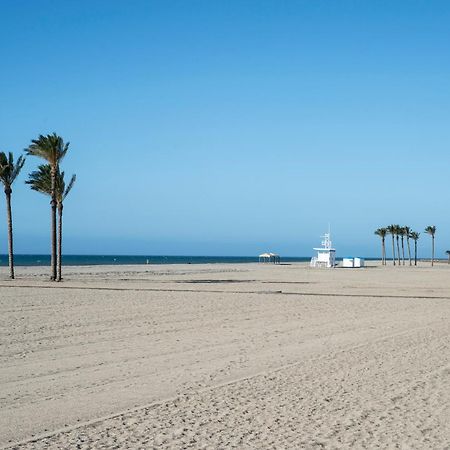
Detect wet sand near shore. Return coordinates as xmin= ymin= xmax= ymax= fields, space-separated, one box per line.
xmin=1 ymin=262 xmax=449 ymax=449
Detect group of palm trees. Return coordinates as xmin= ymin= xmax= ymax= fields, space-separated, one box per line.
xmin=374 ymin=225 xmax=437 ymax=266
xmin=0 ymin=133 xmax=75 ymax=280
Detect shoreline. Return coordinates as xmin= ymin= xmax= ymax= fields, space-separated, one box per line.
xmin=0 ymin=254 xmax=387 ymax=268
xmin=1 ymin=255 xmax=446 ymax=270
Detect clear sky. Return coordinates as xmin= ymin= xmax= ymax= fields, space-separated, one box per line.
xmin=1 ymin=0 xmax=449 ymax=257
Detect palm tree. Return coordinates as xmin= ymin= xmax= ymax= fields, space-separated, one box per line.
xmin=404 ymin=226 xmax=412 ymax=266
xmin=394 ymin=224 xmax=401 ymax=266
xmin=26 ymin=165 xmax=76 ymax=281
xmin=398 ymin=227 xmax=406 ymax=265
xmin=425 ymin=225 xmax=436 ymax=266
xmin=386 ymin=224 xmax=397 ymax=265
xmin=410 ymin=231 xmax=420 ymax=266
xmin=26 ymin=134 xmax=69 ymax=280
xmin=374 ymin=228 xmax=387 ymax=265
xmin=446 ymin=250 xmax=450 ymax=265
xmin=0 ymin=152 xmax=25 ymax=279
xmin=56 ymin=172 xmax=76 ymax=281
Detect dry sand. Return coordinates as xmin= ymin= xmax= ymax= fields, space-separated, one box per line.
xmin=1 ymin=261 xmax=449 ymax=449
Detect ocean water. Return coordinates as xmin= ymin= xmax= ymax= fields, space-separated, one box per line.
xmin=0 ymin=254 xmax=315 ymax=267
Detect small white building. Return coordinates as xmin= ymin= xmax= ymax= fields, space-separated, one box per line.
xmin=342 ymin=257 xmax=354 ymax=268
xmin=343 ymin=257 xmax=365 ymax=268
xmin=310 ymin=232 xmax=336 ymax=268
xmin=354 ymin=257 xmax=365 ymax=268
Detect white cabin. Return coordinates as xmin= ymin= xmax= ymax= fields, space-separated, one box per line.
xmin=342 ymin=257 xmax=365 ymax=268
xmin=310 ymin=232 xmax=336 ymax=268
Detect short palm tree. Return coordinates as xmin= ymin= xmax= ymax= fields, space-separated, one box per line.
xmin=374 ymin=228 xmax=387 ymax=265
xmin=386 ymin=224 xmax=397 ymax=265
xmin=394 ymin=224 xmax=401 ymax=266
xmin=26 ymin=134 xmax=69 ymax=280
xmin=26 ymin=164 xmax=76 ymax=281
xmin=425 ymin=225 xmax=436 ymax=266
xmin=410 ymin=231 xmax=420 ymax=266
xmin=0 ymin=152 xmax=25 ymax=279
xmin=404 ymin=226 xmax=412 ymax=266
xmin=398 ymin=227 xmax=406 ymax=265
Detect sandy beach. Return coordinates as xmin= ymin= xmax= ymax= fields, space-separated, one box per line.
xmin=1 ymin=261 xmax=449 ymax=449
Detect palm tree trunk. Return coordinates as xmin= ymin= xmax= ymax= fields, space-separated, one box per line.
xmin=407 ymin=237 xmax=412 ymax=266
xmin=396 ymin=236 xmax=401 ymax=266
xmin=50 ymin=167 xmax=57 ymax=281
xmin=391 ymin=236 xmax=396 ymax=266
xmin=414 ymin=241 xmax=417 ymax=266
xmin=5 ymin=189 xmax=14 ymax=279
xmin=431 ymin=235 xmax=435 ymax=267
xmin=382 ymin=238 xmax=386 ymax=265
xmin=57 ymin=204 xmax=63 ymax=281
xmin=401 ymin=237 xmax=405 ymax=265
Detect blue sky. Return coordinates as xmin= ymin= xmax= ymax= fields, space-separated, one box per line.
xmin=0 ymin=0 xmax=449 ymax=257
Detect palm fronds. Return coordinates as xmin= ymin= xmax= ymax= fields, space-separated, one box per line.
xmin=26 ymin=164 xmax=76 ymax=204
xmin=0 ymin=152 xmax=25 ymax=188
xmin=26 ymin=133 xmax=69 ymax=165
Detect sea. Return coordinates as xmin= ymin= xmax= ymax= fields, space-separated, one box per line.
xmin=0 ymin=255 xmax=379 ymax=266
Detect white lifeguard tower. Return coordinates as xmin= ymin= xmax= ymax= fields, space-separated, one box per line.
xmin=310 ymin=231 xmax=336 ymax=268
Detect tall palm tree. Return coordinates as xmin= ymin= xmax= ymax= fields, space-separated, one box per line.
xmin=56 ymin=172 xmax=76 ymax=281
xmin=26 ymin=134 xmax=69 ymax=280
xmin=0 ymin=152 xmax=25 ymax=279
xmin=404 ymin=226 xmax=412 ymax=266
xmin=394 ymin=224 xmax=401 ymax=266
xmin=398 ymin=227 xmax=406 ymax=265
xmin=374 ymin=228 xmax=387 ymax=265
xmin=26 ymin=164 xmax=76 ymax=281
xmin=386 ymin=224 xmax=397 ymax=265
xmin=425 ymin=225 xmax=436 ymax=266
xmin=410 ymin=231 xmax=420 ymax=266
